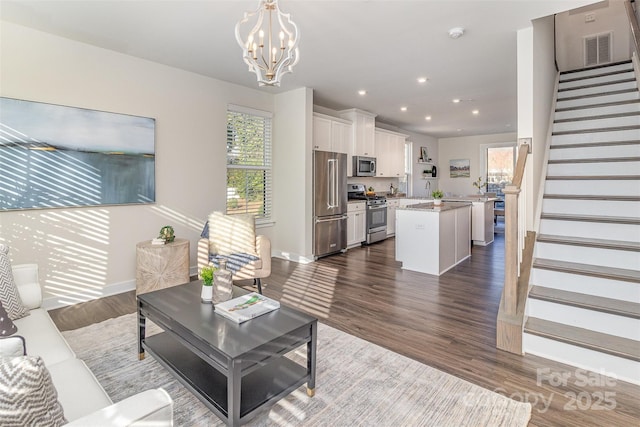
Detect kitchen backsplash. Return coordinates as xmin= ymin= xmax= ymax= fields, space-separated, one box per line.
xmin=347 ymin=177 xmax=400 ymax=194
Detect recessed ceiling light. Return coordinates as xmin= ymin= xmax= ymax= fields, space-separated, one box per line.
xmin=417 ymin=77 xmax=427 ymax=84
xmin=425 ymin=116 xmax=432 ymax=121
xmin=401 ymin=106 xmax=407 ymax=112
xmin=457 ymin=128 xmax=462 ymax=132
xmin=449 ymin=27 xmax=465 ymax=39
xmin=453 ymin=98 xmax=460 ymax=103
xmin=472 ymin=110 xmax=479 ymax=115
xmin=358 ymin=90 xmax=367 ymax=96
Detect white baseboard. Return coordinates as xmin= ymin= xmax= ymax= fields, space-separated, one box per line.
xmin=272 ymin=250 xmax=314 ymax=264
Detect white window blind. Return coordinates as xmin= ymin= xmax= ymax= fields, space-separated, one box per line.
xmin=226 ymin=106 xmax=272 ymax=221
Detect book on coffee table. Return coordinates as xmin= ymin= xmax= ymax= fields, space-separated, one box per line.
xmin=215 ymin=292 xmax=280 ymax=323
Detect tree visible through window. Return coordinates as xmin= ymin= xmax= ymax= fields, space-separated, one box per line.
xmin=226 ymin=106 xmax=272 ymax=221
xmin=486 ymin=145 xmax=515 ymax=203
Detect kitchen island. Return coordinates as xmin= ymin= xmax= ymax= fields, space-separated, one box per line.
xmin=442 ymin=196 xmax=497 ymax=246
xmin=395 ymin=201 xmax=471 ymax=276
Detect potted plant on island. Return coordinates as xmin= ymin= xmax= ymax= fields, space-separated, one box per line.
xmin=199 ymin=264 xmax=217 ymax=303
xmin=472 ymin=176 xmax=487 ymax=195
xmin=432 ymin=190 xmax=444 ymax=206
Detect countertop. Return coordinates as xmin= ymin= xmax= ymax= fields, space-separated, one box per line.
xmin=443 ymin=196 xmax=498 ymax=202
xmin=397 ymin=201 xmax=471 ymax=212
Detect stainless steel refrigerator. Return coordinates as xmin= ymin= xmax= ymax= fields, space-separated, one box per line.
xmin=313 ymin=151 xmax=348 ymax=258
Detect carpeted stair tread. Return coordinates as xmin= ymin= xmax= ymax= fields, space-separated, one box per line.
xmin=524 ymin=317 xmax=640 ymax=362
xmin=532 ymin=258 xmax=640 ymax=283
xmin=537 ymin=234 xmax=640 ymax=251
xmin=529 ymin=286 xmax=640 ymax=319
xmin=540 ymin=213 xmax=640 ymax=225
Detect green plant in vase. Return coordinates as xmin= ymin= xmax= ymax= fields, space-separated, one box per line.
xmin=432 ymin=190 xmax=444 ymax=206
xmin=472 ymin=176 xmax=487 ymax=194
xmin=200 ymin=264 xmax=217 ymax=286
xmin=158 ymin=225 xmax=175 ymax=243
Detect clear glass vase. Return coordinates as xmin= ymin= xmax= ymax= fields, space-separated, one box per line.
xmin=213 ymin=259 xmax=233 ymax=303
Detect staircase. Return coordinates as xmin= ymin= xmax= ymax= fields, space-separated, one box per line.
xmin=523 ymin=60 xmax=640 ymax=385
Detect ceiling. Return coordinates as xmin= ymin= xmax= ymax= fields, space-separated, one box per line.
xmin=0 ymin=0 xmax=596 ymax=138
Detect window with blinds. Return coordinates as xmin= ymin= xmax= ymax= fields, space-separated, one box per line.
xmin=226 ymin=105 xmax=272 ymax=221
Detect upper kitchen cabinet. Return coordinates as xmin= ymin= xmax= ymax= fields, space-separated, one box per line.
xmin=312 ymin=113 xmax=352 ymax=154
xmin=338 ymin=109 xmax=377 ymax=157
xmin=375 ymin=128 xmax=407 ymax=177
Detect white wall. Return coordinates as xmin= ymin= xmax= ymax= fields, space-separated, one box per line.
xmin=436 ymin=133 xmax=517 ymax=197
xmin=407 ymin=131 xmax=438 ymax=198
xmin=273 ymin=88 xmax=314 ymax=262
xmin=556 ymin=0 xmax=631 ymax=71
xmin=0 ymin=22 xmax=313 ymax=307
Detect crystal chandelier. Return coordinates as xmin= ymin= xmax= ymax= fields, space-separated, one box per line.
xmin=234 ymin=0 xmax=300 ymax=87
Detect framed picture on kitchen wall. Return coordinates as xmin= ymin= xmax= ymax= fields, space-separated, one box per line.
xmin=0 ymin=97 xmax=156 ymax=210
xmin=449 ymin=159 xmax=470 ymax=178
xmin=420 ymin=146 xmax=429 ymax=162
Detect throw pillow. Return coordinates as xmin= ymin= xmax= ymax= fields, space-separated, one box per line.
xmin=0 ymin=300 xmax=17 ymax=336
xmin=0 ymin=355 xmax=67 ymax=426
xmin=0 ymin=245 xmax=28 ymax=320
xmin=208 ymin=212 xmax=258 ymax=257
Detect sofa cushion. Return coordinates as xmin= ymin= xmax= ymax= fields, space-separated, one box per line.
xmin=0 ymin=355 xmax=67 ymax=427
xmin=0 ymin=245 xmax=29 ymax=320
xmin=208 ymin=211 xmax=258 ymax=257
xmin=47 ymin=357 xmax=112 ymax=422
xmin=13 ymin=308 xmax=75 ymax=366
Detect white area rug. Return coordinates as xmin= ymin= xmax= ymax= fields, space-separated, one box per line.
xmin=62 ymin=313 xmax=531 ymax=426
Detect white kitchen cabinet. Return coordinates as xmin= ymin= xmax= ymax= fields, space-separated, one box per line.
xmin=442 ymin=197 xmax=495 ymax=246
xmin=375 ymin=128 xmax=406 ymax=177
xmin=347 ymin=201 xmax=366 ymax=247
xmin=339 ymin=109 xmax=376 ymax=158
xmin=386 ymin=199 xmax=400 ymax=236
xmin=313 ymin=113 xmax=353 ymax=152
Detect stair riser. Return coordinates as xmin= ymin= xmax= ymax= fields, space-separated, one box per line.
xmin=558 ymin=81 xmax=637 ymax=99
xmin=539 ymin=219 xmax=640 ymax=242
xmin=559 ymin=71 xmax=635 ymax=90
xmin=535 ymin=242 xmax=640 ymax=271
xmin=531 ymin=269 xmax=640 ymax=301
xmin=544 ymin=180 xmax=640 ymax=196
xmin=560 ymin=63 xmax=633 ymax=81
xmin=523 ymin=333 xmax=640 ymax=386
xmin=541 ymin=199 xmax=640 ymax=217
xmin=556 ymin=91 xmax=639 ymax=110
xmin=548 ymin=143 xmax=640 ymax=159
xmin=555 ymin=102 xmax=640 ymax=121
xmin=527 ymin=299 xmax=640 ymax=340
xmin=553 ymin=115 xmax=640 ymax=133
xmin=547 ymin=162 xmax=640 ymax=176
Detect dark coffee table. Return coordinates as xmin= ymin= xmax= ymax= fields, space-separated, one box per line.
xmin=137 ymin=281 xmax=317 ymax=426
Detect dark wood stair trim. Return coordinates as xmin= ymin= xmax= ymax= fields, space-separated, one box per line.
xmin=558 ymin=78 xmax=636 ymax=93
xmin=552 ymin=125 xmax=640 ymax=136
xmin=559 ymin=68 xmax=635 ymax=85
xmin=540 ymin=213 xmax=640 ymax=225
xmin=550 ymin=141 xmax=640 ymax=150
xmin=554 ymin=111 xmax=640 ymax=124
xmin=524 ymin=317 xmax=640 ymax=362
xmin=537 ymin=234 xmax=640 ymax=252
xmin=532 ymin=258 xmax=640 ymax=283
xmin=545 ymin=175 xmax=640 ymax=180
xmin=560 ymin=60 xmax=632 ymax=76
xmin=558 ymin=88 xmax=638 ymax=103
xmin=555 ymin=99 xmax=640 ymax=113
xmin=543 ymin=194 xmax=640 ymax=201
xmin=529 ymin=285 xmax=640 ymax=319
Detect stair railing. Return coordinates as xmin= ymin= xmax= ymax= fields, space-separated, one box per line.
xmin=496 ymin=142 xmax=531 ymax=354
xmin=625 ymin=0 xmax=640 ymax=56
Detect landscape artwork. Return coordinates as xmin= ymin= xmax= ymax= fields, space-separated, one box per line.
xmin=0 ymin=97 xmax=155 ymax=210
xmin=449 ymin=159 xmax=470 ymax=178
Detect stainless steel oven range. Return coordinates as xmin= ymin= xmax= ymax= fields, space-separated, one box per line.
xmin=347 ymin=184 xmax=388 ymax=244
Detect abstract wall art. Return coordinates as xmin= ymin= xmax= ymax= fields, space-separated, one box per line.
xmin=0 ymin=97 xmax=155 ymax=210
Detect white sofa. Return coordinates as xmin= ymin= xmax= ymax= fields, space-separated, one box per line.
xmin=8 ymin=264 xmax=174 ymax=426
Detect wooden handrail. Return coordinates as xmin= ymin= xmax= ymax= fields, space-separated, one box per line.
xmin=625 ymin=0 xmax=640 ymax=56
xmin=496 ymin=142 xmax=531 ymax=354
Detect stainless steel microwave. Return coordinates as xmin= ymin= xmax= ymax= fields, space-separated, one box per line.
xmin=353 ymin=156 xmax=376 ymax=177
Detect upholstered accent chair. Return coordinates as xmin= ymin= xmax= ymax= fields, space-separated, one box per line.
xmin=197 ymin=212 xmax=271 ymax=294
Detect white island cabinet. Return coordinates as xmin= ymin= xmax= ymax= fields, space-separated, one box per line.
xmin=442 ymin=196 xmax=497 ymax=246
xmin=395 ymin=202 xmax=471 ymax=276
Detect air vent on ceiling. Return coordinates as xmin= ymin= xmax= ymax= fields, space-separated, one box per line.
xmin=584 ymin=32 xmax=612 ymax=67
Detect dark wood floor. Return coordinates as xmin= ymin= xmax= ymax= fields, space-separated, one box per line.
xmin=50 ymin=232 xmax=640 ymax=427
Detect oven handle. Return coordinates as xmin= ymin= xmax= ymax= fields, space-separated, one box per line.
xmin=368 ymin=205 xmax=387 ymax=210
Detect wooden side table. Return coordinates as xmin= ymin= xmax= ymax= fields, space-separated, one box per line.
xmin=136 ymin=238 xmax=190 ymax=295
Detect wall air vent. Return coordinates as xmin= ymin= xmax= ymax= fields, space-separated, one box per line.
xmin=584 ymin=32 xmax=612 ymax=66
